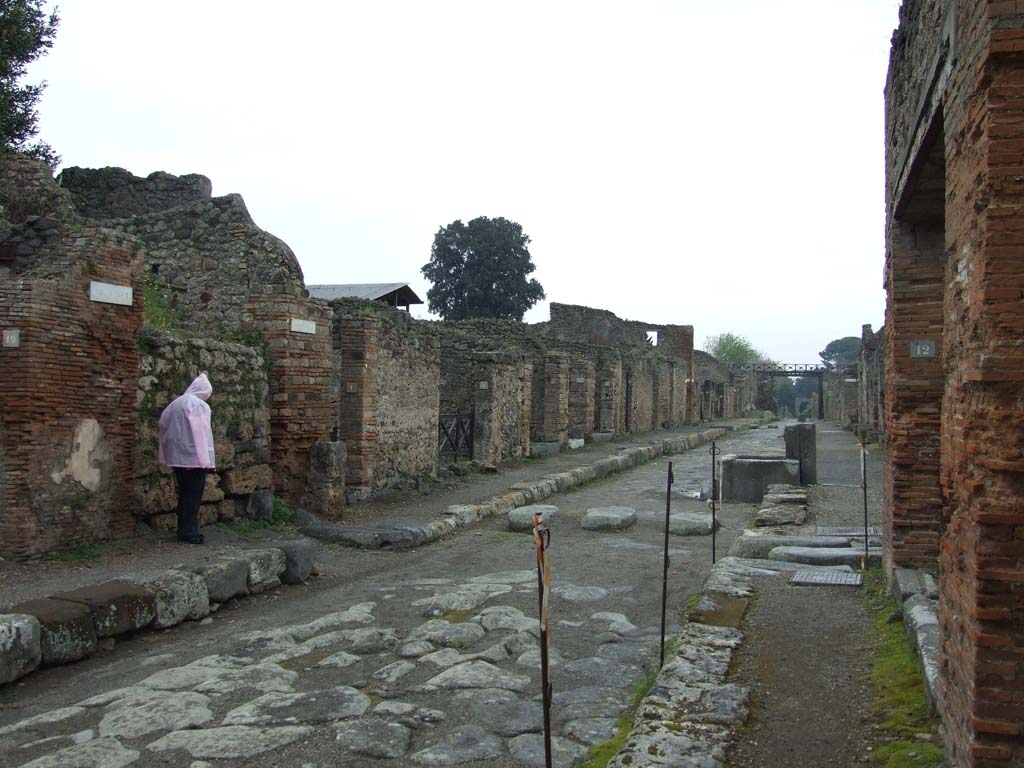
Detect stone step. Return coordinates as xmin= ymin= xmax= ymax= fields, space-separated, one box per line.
xmin=766 ymin=546 xmax=882 ymax=567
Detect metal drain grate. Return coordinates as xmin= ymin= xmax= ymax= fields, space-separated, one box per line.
xmin=790 ymin=571 xmax=864 ymax=587
xmin=816 ymin=526 xmax=880 ymax=537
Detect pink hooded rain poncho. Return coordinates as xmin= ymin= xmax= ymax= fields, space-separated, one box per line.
xmin=158 ymin=373 xmax=216 ymax=469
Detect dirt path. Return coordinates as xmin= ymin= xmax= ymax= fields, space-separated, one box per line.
xmin=726 ymin=425 xmax=883 ymax=768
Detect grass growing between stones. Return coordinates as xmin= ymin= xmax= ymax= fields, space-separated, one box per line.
xmin=863 ymin=569 xmax=944 ymax=768
xmin=44 ymin=543 xmax=102 ymax=561
xmin=217 ymin=496 xmax=295 ymax=538
xmin=579 ymin=657 xmax=673 ymax=767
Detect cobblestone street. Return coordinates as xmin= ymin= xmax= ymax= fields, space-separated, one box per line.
xmin=0 ymin=424 xmax=786 ymax=768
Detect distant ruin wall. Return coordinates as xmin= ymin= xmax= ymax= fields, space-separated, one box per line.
xmin=858 ymin=324 xmax=885 ymax=440
xmin=0 ymin=225 xmax=143 ymax=559
xmin=135 ymin=331 xmax=272 ymax=532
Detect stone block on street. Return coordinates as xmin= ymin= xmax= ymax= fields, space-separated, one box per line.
xmin=728 ymin=533 xmax=850 ymax=560
xmin=9 ymin=598 xmax=97 ymax=665
xmin=50 ymin=582 xmax=156 ymax=638
xmin=754 ymin=505 xmax=808 ymax=526
xmin=128 ymin=570 xmax=210 ymax=629
xmin=270 ymin=539 xmax=318 ymax=585
xmin=192 ymin=559 xmax=250 ymax=603
xmin=668 ymin=512 xmax=716 ymax=536
xmin=581 ymin=507 xmax=637 ymax=531
xmin=0 ymin=614 xmax=42 ymax=684
xmin=766 ymin=546 xmax=881 ymax=567
xmin=508 ymin=505 xmax=558 ymax=532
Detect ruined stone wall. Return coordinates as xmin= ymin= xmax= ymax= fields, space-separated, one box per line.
xmin=135 ymin=331 xmax=272 ymax=532
xmin=59 ymin=166 xmax=212 ymax=220
xmin=0 ymin=151 xmax=77 ymax=229
xmin=60 ymin=167 xmax=307 ymax=339
xmin=568 ymin=358 xmax=596 ymax=439
xmin=470 ymin=354 xmax=532 ymax=463
xmin=858 ymin=324 xmax=885 ymax=440
xmin=333 ymin=299 xmax=438 ymax=500
xmin=887 ymin=3 xmax=1024 ymax=764
xmin=374 ymin=308 xmax=440 ymax=489
xmin=0 ymin=222 xmax=142 ymax=559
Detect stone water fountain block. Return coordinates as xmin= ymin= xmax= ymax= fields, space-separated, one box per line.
xmin=720 ymin=454 xmax=799 ymax=503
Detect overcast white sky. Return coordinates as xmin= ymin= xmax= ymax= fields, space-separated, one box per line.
xmin=30 ymin=0 xmax=900 ymax=363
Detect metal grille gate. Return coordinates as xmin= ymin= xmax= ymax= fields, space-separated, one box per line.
xmin=438 ymin=413 xmax=474 ymax=458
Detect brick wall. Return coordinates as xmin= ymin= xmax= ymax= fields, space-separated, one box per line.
xmin=887 ymin=2 xmax=1024 ymax=764
xmin=244 ymin=294 xmax=336 ymax=511
xmin=0 ymin=225 xmax=142 ymax=559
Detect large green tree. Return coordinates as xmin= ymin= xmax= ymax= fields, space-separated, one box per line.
xmin=819 ymin=336 xmax=861 ymax=369
xmin=1 ymin=0 xmax=59 ymax=167
xmin=704 ymin=332 xmax=766 ymax=367
xmin=422 ymin=216 xmax=545 ymax=321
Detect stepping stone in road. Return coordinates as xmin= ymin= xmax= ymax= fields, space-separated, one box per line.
xmin=728 ymin=533 xmax=850 ymax=560
xmin=581 ymin=506 xmax=637 ymax=531
xmin=509 ymin=505 xmax=558 ymax=532
xmin=668 ymin=512 xmax=716 ymax=536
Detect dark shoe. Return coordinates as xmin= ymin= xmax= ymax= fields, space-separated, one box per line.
xmin=176 ymin=533 xmax=205 ymax=545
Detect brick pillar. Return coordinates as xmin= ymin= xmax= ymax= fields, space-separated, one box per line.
xmin=934 ymin=24 xmax=1024 ymax=765
xmin=883 ymin=218 xmax=946 ymax=571
xmin=0 ymin=228 xmax=142 ymax=558
xmin=335 ymin=315 xmax=380 ymax=502
xmin=541 ymin=353 xmax=569 ymax=445
xmin=246 ymin=294 xmax=334 ymax=512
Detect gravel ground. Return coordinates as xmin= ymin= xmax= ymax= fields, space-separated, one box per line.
xmin=726 ymin=424 xmax=884 ymax=768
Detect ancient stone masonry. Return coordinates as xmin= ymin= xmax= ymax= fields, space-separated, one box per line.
xmin=824 ymin=371 xmax=859 ymax=429
xmin=59 ymin=166 xmax=307 ymax=338
xmin=693 ymin=350 xmax=744 ymax=420
xmin=331 ymin=298 xmax=439 ymax=502
xmin=886 ymin=3 xmax=1024 ymax=764
xmin=858 ymin=324 xmax=885 ymax=441
xmin=135 ymin=330 xmax=273 ymax=532
xmin=0 ymin=157 xmax=143 ymax=559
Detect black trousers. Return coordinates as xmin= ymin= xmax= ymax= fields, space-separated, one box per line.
xmin=173 ymin=467 xmax=207 ymax=538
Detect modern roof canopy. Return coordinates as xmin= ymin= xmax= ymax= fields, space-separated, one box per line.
xmin=306 ymin=283 xmax=423 ymax=310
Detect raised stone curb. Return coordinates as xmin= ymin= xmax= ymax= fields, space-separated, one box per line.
xmin=0 ymin=614 xmax=42 ymax=684
xmin=0 ymin=539 xmax=321 ymax=687
xmin=889 ymin=568 xmax=940 ymax=712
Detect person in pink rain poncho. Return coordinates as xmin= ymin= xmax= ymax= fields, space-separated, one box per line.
xmin=158 ymin=373 xmax=216 ymax=544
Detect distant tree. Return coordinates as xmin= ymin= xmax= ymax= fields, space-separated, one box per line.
xmin=0 ymin=0 xmax=59 ymax=167
xmin=422 ymin=216 xmax=545 ymax=321
xmin=819 ymin=336 xmax=861 ymax=370
xmin=772 ymin=377 xmax=796 ymax=412
xmin=704 ymin=332 xmax=766 ymax=368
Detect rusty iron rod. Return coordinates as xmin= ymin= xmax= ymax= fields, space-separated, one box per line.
xmin=659 ymin=461 xmax=674 ymax=669
xmin=533 ymin=513 xmax=553 ymax=768
xmin=862 ymin=441 xmax=869 ymax=569
xmin=710 ymin=442 xmax=720 ymax=563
